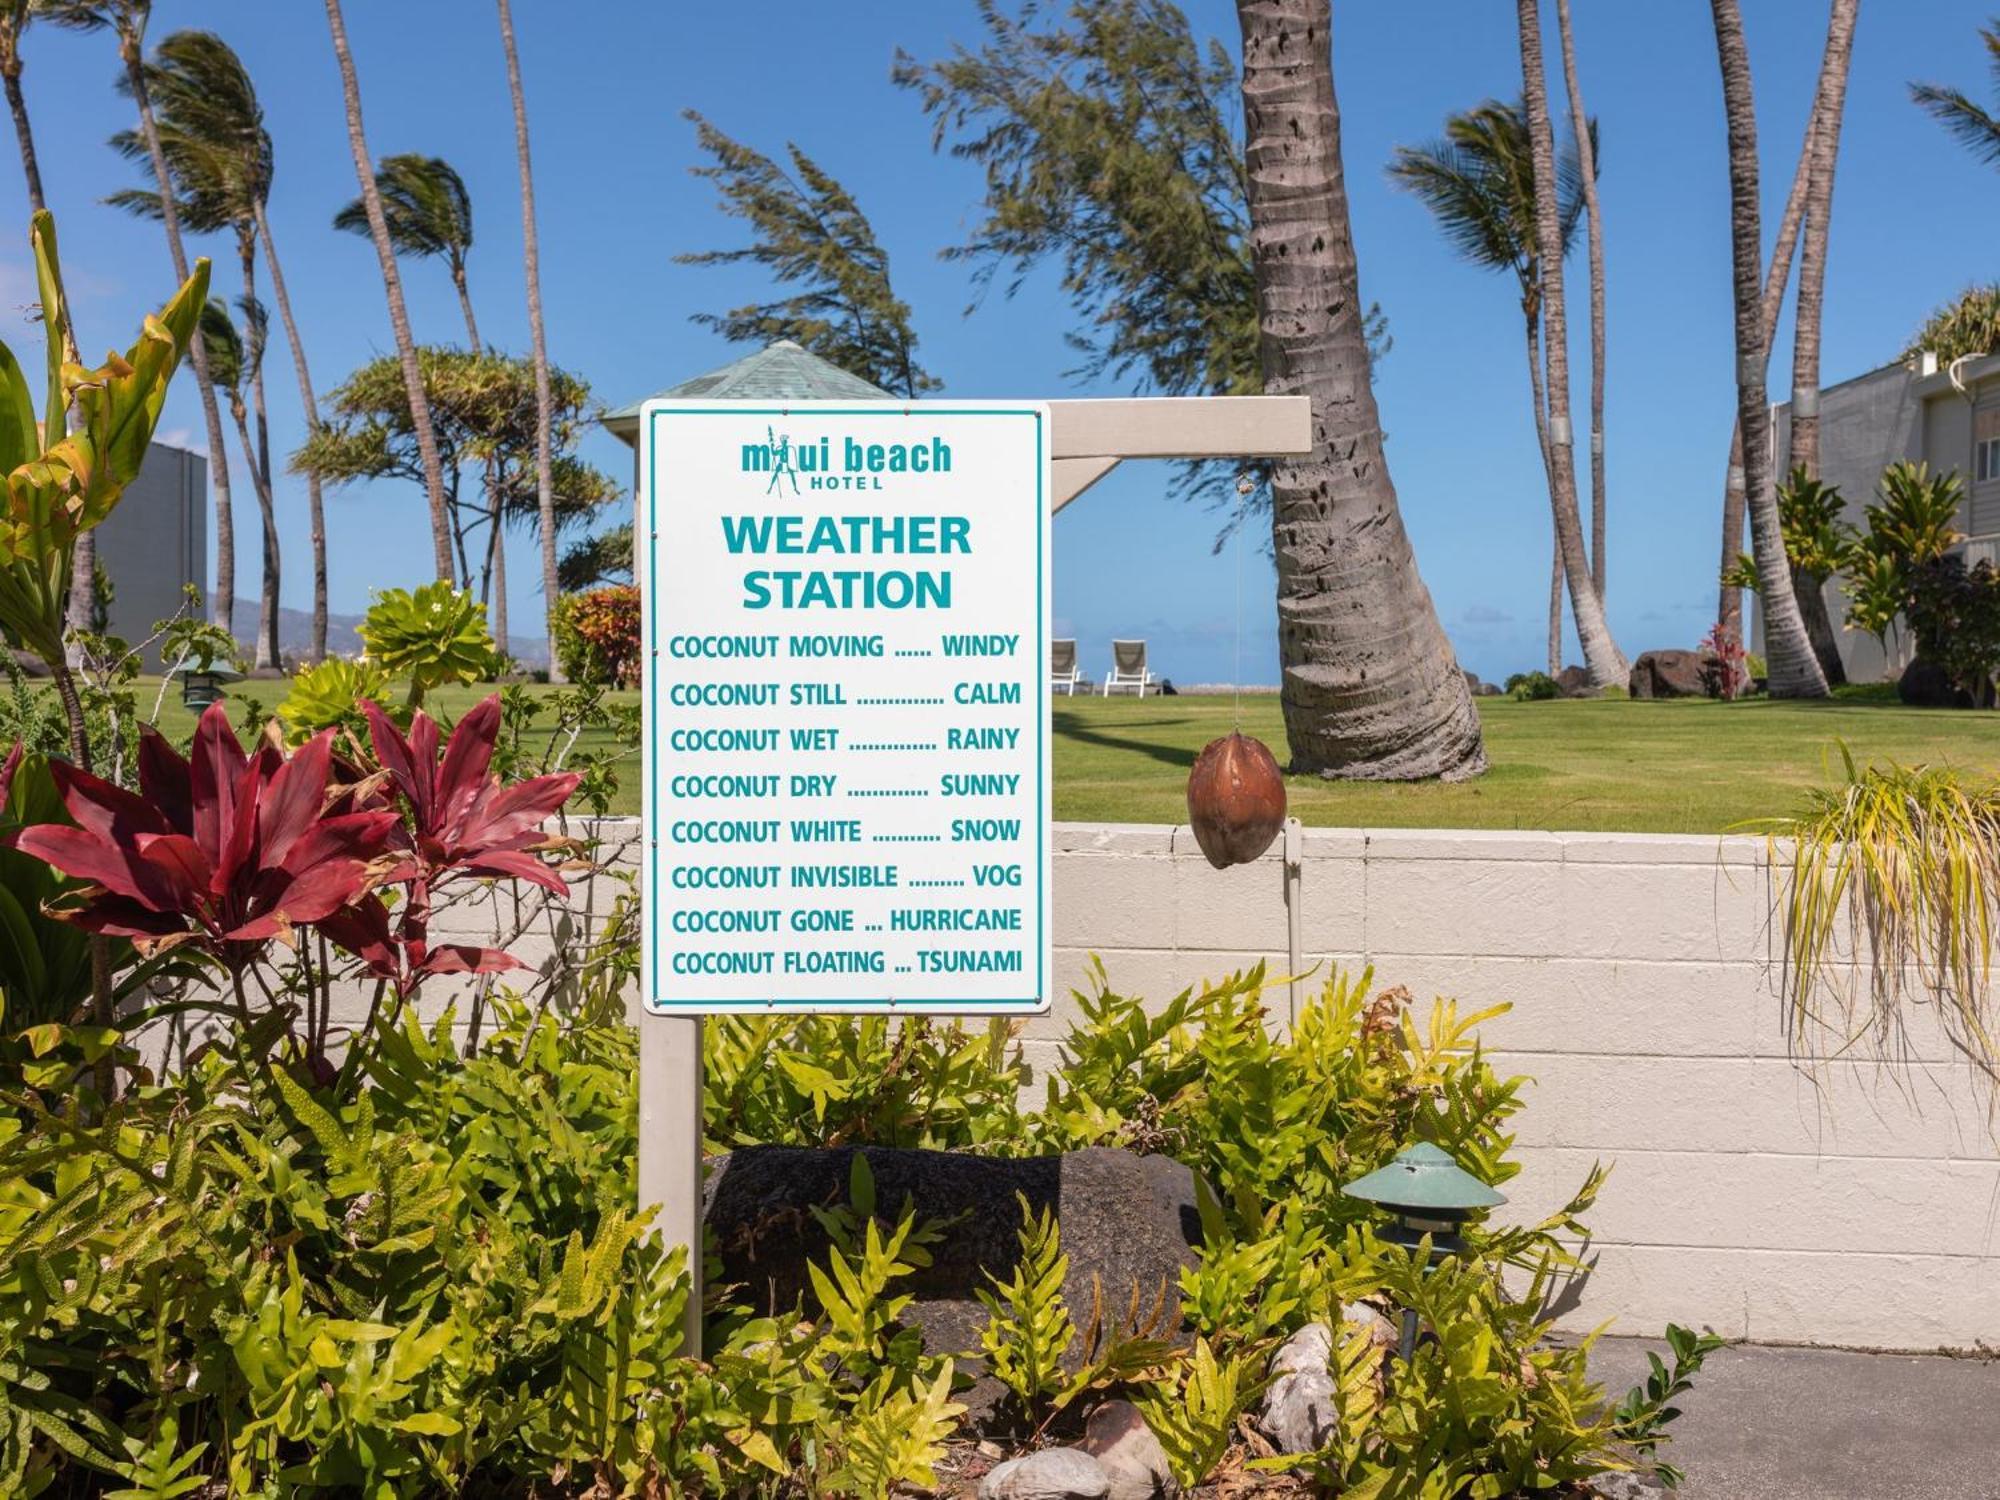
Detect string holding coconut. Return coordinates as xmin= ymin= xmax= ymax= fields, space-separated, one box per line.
xmin=1185 ymin=469 xmax=1287 ymax=869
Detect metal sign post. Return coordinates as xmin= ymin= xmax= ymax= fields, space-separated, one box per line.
xmin=625 ymin=385 xmax=1312 ymax=1356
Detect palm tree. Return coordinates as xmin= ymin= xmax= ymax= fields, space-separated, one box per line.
xmin=1710 ymin=0 xmax=1827 ymax=698
xmin=1911 ymin=17 xmax=2000 ymax=166
xmin=200 ymin=299 xmax=280 ymax=669
xmin=43 ymin=0 xmax=236 ymax=640
xmin=1719 ymin=0 xmax=1867 ymax=642
xmin=1389 ymin=98 xmax=1586 ymax=675
xmin=119 ymin=30 xmax=331 ymax=663
xmin=1235 ymin=0 xmax=1484 ymax=780
xmin=1553 ymin=0 xmax=1606 ymax=605
xmin=333 ymin=154 xmax=478 ymax=345
xmin=107 ymin=29 xmax=286 ymax=667
xmin=322 ymin=0 xmax=455 ymax=584
xmin=496 ymin=0 xmax=564 ymax=683
xmin=1788 ymin=0 xmax=1861 ymax=687
xmin=0 ymin=0 xmax=43 ymax=212
xmin=335 ymin=153 xmax=512 ymax=654
xmin=1518 ymin=0 xmax=1624 ymax=689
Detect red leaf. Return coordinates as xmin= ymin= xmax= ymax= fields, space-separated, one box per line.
xmin=133 ymin=833 xmax=212 ymax=911
xmin=15 ymin=824 xmax=172 ymax=907
xmin=137 ymin=725 xmax=193 ymax=835
xmin=420 ymin=944 xmax=527 ymax=976
xmin=256 ymin=728 xmax=335 ymax=870
xmin=451 ymin=772 xmax=583 ymax=853
xmin=318 ymin=895 xmax=399 ymax=975
xmin=458 ymin=848 xmax=570 ymax=895
xmin=434 ymin=694 xmax=501 ymax=825
xmin=190 ymin=701 xmax=248 ymax=867
xmin=63 ymin=894 xmax=188 ymax=940
xmin=48 ymin=758 xmax=170 ymax=844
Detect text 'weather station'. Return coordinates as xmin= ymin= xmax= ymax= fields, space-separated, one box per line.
xmin=639 ymin=401 xmax=1053 ymax=1015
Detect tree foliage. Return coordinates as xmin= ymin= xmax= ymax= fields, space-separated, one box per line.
xmin=893 ymin=0 xmax=1383 ymax=522
xmin=291 ymin=348 xmax=616 ymax=586
xmin=1388 ymin=97 xmax=1589 ymax=319
xmin=678 ymin=112 xmax=936 ymax=398
xmin=1901 ymin=282 xmax=2000 ymax=367
xmin=331 ymin=153 xmax=473 ymax=277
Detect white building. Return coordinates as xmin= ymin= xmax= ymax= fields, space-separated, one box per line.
xmin=1769 ymin=353 xmax=1999 ymax=683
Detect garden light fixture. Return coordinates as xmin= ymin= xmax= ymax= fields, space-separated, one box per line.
xmin=180 ymin=668 xmax=225 ymax=710
xmin=1344 ymin=1142 xmax=1506 ymax=1363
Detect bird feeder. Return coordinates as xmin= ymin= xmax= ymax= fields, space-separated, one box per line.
xmin=1343 ymin=1142 xmax=1506 ymax=1363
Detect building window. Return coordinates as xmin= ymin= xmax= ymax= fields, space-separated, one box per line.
xmin=1979 ymin=436 xmax=2000 ymax=482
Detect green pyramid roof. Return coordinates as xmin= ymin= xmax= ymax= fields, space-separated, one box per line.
xmin=603 ymin=340 xmax=891 ymax=445
xmin=1343 ymin=1143 xmax=1506 ymax=1212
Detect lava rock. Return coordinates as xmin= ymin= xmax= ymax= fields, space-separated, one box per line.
xmin=704 ymin=1146 xmax=1202 ymax=1367
xmin=1078 ymin=1401 xmax=1180 ymax=1500
xmin=1628 ymin=649 xmax=1708 ymax=700
xmin=1898 ymin=655 xmax=1974 ymax=708
xmin=1260 ymin=1322 xmax=1339 ymax=1454
xmin=979 ymin=1448 xmax=1112 ymax=1500
xmin=1555 ymin=664 xmax=1599 ymax=699
xmin=1185 ymin=732 xmax=1286 ymax=869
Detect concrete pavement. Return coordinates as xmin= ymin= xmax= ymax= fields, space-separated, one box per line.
xmin=1588 ymin=1338 xmax=2000 ymax=1499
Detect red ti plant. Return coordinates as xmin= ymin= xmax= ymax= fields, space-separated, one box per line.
xmin=10 ymin=705 xmax=399 ymax=1012
xmin=318 ymin=695 xmax=581 ymax=996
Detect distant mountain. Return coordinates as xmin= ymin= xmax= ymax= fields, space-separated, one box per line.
xmin=228 ymin=599 xmax=549 ymax=668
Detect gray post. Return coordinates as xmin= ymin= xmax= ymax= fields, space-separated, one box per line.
xmin=638 ymin=1014 xmax=704 ymax=1356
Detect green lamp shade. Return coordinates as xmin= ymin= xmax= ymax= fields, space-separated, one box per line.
xmin=1343 ymin=1143 xmax=1506 ymax=1214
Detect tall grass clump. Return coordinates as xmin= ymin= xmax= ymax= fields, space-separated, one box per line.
xmin=1760 ymin=749 xmax=2000 ymax=1088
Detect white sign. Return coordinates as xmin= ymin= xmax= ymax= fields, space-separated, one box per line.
xmin=637 ymin=399 xmax=1053 ymax=1014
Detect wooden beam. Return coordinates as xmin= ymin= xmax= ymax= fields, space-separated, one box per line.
xmin=1052 ymin=455 xmax=1120 ymax=512
xmin=1048 ymin=395 xmax=1311 ymax=460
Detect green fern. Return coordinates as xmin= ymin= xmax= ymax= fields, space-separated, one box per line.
xmin=976 ymin=1193 xmax=1075 ymax=1414
xmin=104 ymin=1415 xmax=207 ymax=1499
xmin=1135 ymin=1337 xmax=1256 ymax=1490
xmin=824 ymin=1362 xmax=965 ymax=1499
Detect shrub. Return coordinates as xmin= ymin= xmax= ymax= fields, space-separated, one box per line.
xmin=358 ymin=581 xmax=500 ymax=707
xmin=3 ymin=950 xmax=1695 ymax=1494
xmin=1504 ymin=670 xmax=1560 ymax=700
xmin=552 ymin=584 xmax=642 ymax=688
xmin=1903 ymin=555 xmax=2000 ymax=706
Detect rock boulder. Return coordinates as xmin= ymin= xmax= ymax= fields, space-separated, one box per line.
xmin=704 ymin=1146 xmax=1202 ymax=1362
xmin=1628 ymin=649 xmax=1708 ymax=700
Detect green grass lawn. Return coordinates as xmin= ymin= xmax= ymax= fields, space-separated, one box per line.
xmin=147 ymin=680 xmax=2000 ymax=833
xmin=1053 ymin=688 xmax=2000 ymax=834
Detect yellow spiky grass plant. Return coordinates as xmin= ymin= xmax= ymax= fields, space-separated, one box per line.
xmin=1757 ymin=746 xmax=2000 ymax=1089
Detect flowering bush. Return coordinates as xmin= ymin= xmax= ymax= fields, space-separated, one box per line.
xmin=551 ymin=584 xmax=642 ymax=688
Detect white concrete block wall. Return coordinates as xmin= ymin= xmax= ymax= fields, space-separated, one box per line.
xmin=1038 ymin=821 xmax=2000 ymax=1352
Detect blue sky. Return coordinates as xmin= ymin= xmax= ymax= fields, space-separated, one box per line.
xmin=5 ymin=1 xmax=1998 ymax=683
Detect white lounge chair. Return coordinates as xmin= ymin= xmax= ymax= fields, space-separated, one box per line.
xmin=1102 ymin=639 xmax=1154 ymax=697
xmin=1050 ymin=639 xmax=1085 ymax=695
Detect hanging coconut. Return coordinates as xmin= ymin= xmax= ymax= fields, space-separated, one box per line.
xmin=1186 ymin=731 xmax=1286 ymax=869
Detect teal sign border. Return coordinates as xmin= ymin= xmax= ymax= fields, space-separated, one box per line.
xmin=644 ymin=404 xmax=1049 ymax=1013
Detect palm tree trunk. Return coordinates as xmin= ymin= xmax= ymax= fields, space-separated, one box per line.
xmin=1554 ymin=0 xmax=1607 ymax=603
xmin=1 ymin=27 xmax=43 ymax=214
xmin=1519 ymin=0 xmax=1625 ymax=688
xmin=1235 ymin=0 xmax=1485 ymax=780
xmin=497 ymin=0 xmax=567 ymax=683
xmin=118 ymin=24 xmax=235 ymax=638
xmin=240 ymin=239 xmax=280 ymax=672
xmin=1788 ymin=0 xmax=1859 ymax=484
xmin=254 ymin=203 xmax=328 ymax=663
xmin=452 ymin=263 xmax=481 ymax=353
xmin=1716 ymin=15 xmax=1839 ymax=638
xmin=489 ymin=514 xmax=509 ymax=658
xmin=1711 ymin=0 xmax=1827 ymax=698
xmin=230 ymin=398 xmax=281 ymax=672
xmin=1523 ymin=303 xmax=1563 ymax=677
xmin=1786 ymin=0 xmax=1860 ymax=689
xmin=323 ymin=0 xmax=455 ymax=585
